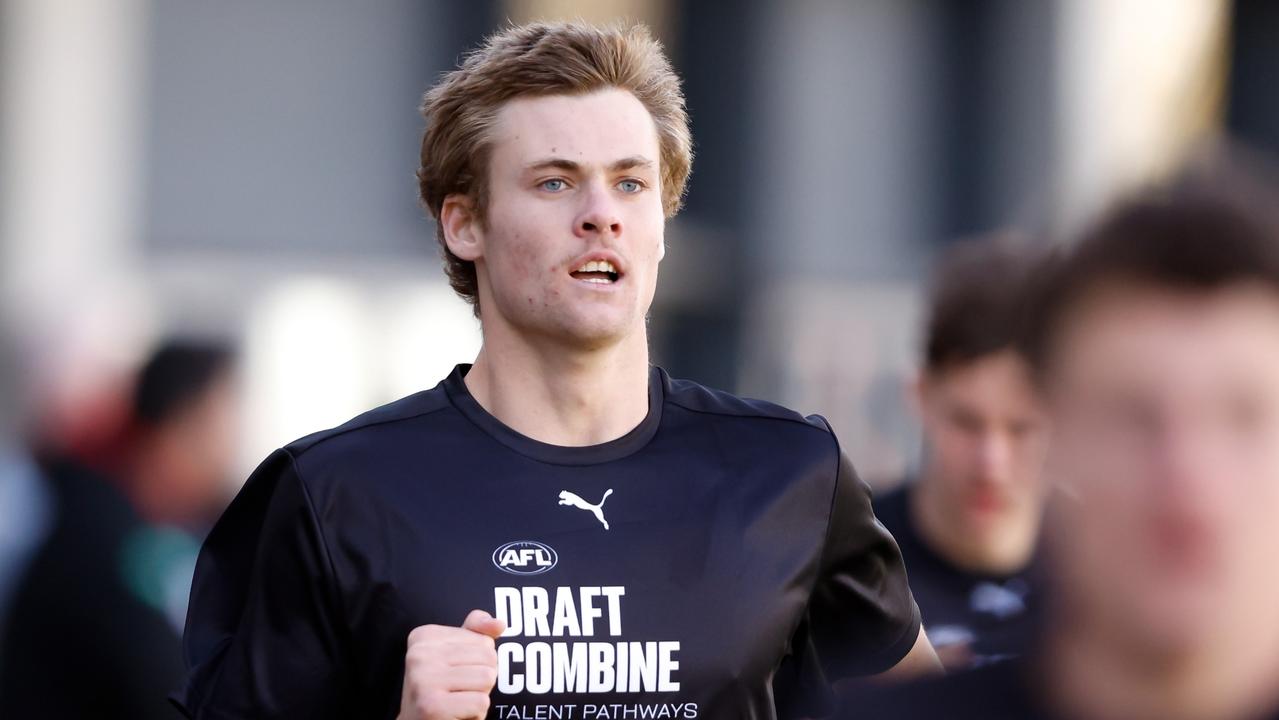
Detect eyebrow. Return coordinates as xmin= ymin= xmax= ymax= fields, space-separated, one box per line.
xmin=524 ymin=156 xmax=656 ymax=173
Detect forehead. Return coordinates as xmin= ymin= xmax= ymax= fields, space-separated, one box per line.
xmin=1049 ymin=282 xmax=1279 ymax=390
xmin=488 ymin=88 xmax=660 ymax=166
xmin=929 ymin=350 xmax=1039 ymax=411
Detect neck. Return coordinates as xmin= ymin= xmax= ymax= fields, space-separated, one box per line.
xmin=124 ymin=448 xmax=187 ymax=527
xmin=126 ymin=464 xmax=170 ymax=524
xmin=909 ymin=467 xmax=1036 ymax=576
xmin=1041 ymin=618 xmax=1279 ymax=720
xmin=464 ymin=320 xmax=651 ymax=447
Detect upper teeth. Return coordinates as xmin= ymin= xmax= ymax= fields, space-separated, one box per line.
xmin=576 ymin=260 xmax=617 ymax=274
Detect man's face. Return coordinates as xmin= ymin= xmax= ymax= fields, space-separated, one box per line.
xmin=465 ymin=88 xmax=665 ymax=347
xmin=917 ymin=349 xmax=1049 ymax=546
xmin=1044 ymin=283 xmax=1279 ymax=651
xmin=147 ymin=371 xmax=241 ymax=525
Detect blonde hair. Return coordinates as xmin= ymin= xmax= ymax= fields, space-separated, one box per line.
xmin=417 ymin=21 xmax=693 ymax=312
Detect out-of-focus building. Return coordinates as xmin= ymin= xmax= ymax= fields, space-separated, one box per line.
xmin=0 ymin=0 xmax=1244 ymax=488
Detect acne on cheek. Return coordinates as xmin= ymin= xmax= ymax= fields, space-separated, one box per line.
xmin=504 ymin=241 xmax=534 ymax=280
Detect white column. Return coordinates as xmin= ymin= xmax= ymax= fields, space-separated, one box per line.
xmin=1 ymin=0 xmax=153 ymax=420
xmin=1053 ymin=0 xmax=1229 ymax=232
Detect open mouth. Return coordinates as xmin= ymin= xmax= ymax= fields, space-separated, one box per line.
xmin=569 ymin=259 xmax=621 ymax=285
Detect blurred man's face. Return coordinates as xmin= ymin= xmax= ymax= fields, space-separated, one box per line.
xmin=1045 ymin=283 xmax=1279 ymax=652
xmin=147 ymin=371 xmax=241 ymax=525
xmin=465 ymin=88 xmax=666 ymax=347
xmin=916 ymin=349 xmax=1049 ymax=556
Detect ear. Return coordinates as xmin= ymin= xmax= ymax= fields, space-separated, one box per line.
xmin=441 ymin=193 xmax=483 ymax=262
xmin=658 ymin=237 xmax=666 ymax=262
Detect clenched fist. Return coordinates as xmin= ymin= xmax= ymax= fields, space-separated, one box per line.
xmin=398 ymin=609 xmax=507 ymax=720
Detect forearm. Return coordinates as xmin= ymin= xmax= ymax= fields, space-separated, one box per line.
xmin=869 ymin=627 xmax=944 ymax=682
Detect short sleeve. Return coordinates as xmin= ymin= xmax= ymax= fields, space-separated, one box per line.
xmin=808 ymin=449 xmax=921 ymax=678
xmin=774 ymin=437 xmax=922 ymax=719
xmin=171 ymin=449 xmax=353 ymax=719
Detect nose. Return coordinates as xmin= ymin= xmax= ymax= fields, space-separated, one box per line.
xmin=574 ymin=183 xmax=622 ymax=239
xmin=975 ymin=432 xmax=1014 ymax=486
xmin=1153 ymin=419 xmax=1220 ymax=509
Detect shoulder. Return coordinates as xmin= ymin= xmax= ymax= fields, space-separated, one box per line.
xmin=662 ymin=371 xmax=833 ymax=436
xmin=283 ymin=382 xmax=455 ymax=461
xmin=660 ymin=370 xmax=846 ymax=478
xmin=243 ymin=381 xmax=462 ymax=507
xmin=38 ymin=458 xmax=138 ymax=553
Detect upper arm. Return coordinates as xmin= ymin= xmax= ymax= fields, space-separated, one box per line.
xmin=173 ymin=449 xmax=352 ymax=719
xmin=772 ymin=443 xmax=924 ymax=719
xmin=806 ymin=447 xmax=923 ymax=680
xmin=867 ymin=627 xmax=944 ymax=683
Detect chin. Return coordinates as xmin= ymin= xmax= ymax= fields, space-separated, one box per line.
xmin=504 ymin=302 xmax=633 ymax=345
xmin=963 ymin=505 xmax=1016 ymax=535
xmin=554 ymin=318 xmax=635 ymax=348
xmin=559 ymin=309 xmax=642 ymax=343
xmin=1123 ymin=588 xmax=1223 ymax=653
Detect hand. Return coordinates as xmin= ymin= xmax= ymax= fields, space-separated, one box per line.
xmin=398 ymin=609 xmax=506 ymax=720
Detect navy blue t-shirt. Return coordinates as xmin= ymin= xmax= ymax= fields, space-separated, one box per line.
xmin=843 ymin=659 xmax=1048 ymax=719
xmin=173 ymin=365 xmax=920 ymax=719
xmin=873 ymin=483 xmax=1037 ymax=669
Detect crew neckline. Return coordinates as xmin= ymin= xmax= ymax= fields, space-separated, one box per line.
xmin=898 ymin=483 xmax=1032 ymax=585
xmin=442 ymin=363 xmax=665 ymax=465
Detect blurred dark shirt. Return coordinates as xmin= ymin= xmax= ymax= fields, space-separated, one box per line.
xmin=847 ymin=658 xmax=1042 ymax=719
xmin=0 ymin=456 xmax=193 ymax=719
xmin=874 ymin=482 xmax=1038 ymax=669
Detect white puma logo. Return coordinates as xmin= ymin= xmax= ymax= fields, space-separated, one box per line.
xmin=558 ymin=489 xmax=614 ymax=530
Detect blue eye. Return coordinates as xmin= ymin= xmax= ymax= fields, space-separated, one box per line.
xmin=617 ymin=179 xmax=642 ymax=194
xmin=540 ymin=178 xmax=567 ymax=192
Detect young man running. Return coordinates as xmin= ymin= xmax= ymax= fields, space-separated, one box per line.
xmin=174 ymin=22 xmax=938 ymax=720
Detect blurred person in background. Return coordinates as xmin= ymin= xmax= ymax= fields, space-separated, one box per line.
xmin=872 ymin=236 xmax=1049 ymax=672
xmin=174 ymin=20 xmax=938 ymax=720
xmin=121 ymin=341 xmax=241 ymax=531
xmin=849 ymin=155 xmax=1279 ymax=720
xmin=0 ymin=339 xmax=239 ymax=719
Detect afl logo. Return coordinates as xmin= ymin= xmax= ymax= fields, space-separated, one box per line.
xmin=492 ymin=541 xmax=558 ymax=575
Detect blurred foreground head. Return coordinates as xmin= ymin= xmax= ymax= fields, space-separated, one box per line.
xmin=913 ymin=235 xmax=1048 ymax=575
xmin=1025 ymin=152 xmax=1279 ymax=716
